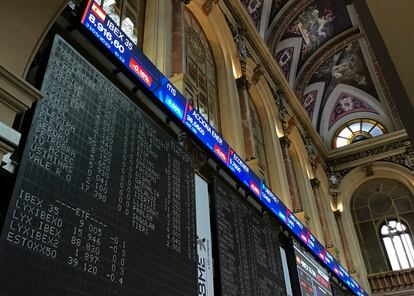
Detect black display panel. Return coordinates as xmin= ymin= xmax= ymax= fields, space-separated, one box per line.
xmin=0 ymin=36 xmax=197 ymax=296
xmin=212 ymin=177 xmax=286 ymax=296
xmin=332 ymin=281 xmax=354 ymax=296
xmin=294 ymin=240 xmax=333 ymax=296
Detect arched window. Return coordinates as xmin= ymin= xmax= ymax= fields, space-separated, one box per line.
xmin=248 ymin=96 xmax=268 ymax=180
xmin=333 ymin=119 xmax=386 ymax=148
xmin=381 ymin=220 xmax=414 ymax=271
xmin=184 ymin=9 xmax=220 ymax=130
xmin=351 ymin=179 xmax=414 ymax=273
xmin=95 ymin=0 xmax=146 ymax=46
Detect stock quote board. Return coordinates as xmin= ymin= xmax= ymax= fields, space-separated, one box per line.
xmin=294 ymin=240 xmax=333 ymax=296
xmin=0 ymin=36 xmax=197 ymax=296
xmin=80 ymin=0 xmax=367 ymax=294
xmin=212 ymin=178 xmax=287 ymax=296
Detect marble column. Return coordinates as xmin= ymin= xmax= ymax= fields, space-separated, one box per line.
xmin=334 ymin=210 xmax=354 ymax=271
xmin=236 ymin=74 xmax=256 ymax=161
xmin=280 ymin=136 xmax=302 ymax=212
xmin=171 ymin=0 xmax=185 ymax=75
xmin=311 ymin=178 xmax=332 ymax=246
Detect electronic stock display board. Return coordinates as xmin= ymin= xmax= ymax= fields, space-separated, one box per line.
xmin=294 ymin=240 xmax=333 ymax=296
xmin=78 ymin=1 xmax=368 ymax=295
xmin=212 ymin=178 xmax=286 ymax=295
xmin=0 ymin=36 xmax=197 ymax=295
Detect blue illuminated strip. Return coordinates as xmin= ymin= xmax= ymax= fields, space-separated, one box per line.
xmin=81 ymin=2 xmax=367 ymax=295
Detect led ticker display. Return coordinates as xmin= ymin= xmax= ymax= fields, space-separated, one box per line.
xmin=228 ymin=149 xmax=261 ymax=197
xmin=183 ymin=104 xmax=229 ymax=165
xmin=80 ymin=2 xmax=368 ymax=295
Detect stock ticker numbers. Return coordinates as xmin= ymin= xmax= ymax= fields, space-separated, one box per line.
xmin=212 ymin=178 xmax=287 ymax=296
xmin=0 ymin=36 xmax=197 ymax=296
xmin=80 ymin=1 xmax=367 ymax=294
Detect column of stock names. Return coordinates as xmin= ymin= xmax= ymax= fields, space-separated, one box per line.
xmin=0 ymin=36 xmax=197 ymax=296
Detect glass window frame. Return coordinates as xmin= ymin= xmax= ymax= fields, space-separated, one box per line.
xmin=332 ymin=118 xmax=386 ymax=148
xmin=380 ymin=219 xmax=414 ymax=271
xmin=184 ymin=8 xmax=220 ymax=131
xmin=97 ymin=0 xmax=146 ymax=46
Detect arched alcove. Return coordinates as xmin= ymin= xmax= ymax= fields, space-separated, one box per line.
xmin=288 ymin=128 xmax=323 ymax=240
xmin=185 ymin=1 xmax=244 ymax=155
xmin=351 ymin=178 xmax=414 ymax=274
xmin=337 ymin=162 xmax=414 ymax=289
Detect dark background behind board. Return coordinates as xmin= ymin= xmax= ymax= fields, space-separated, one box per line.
xmin=212 ymin=177 xmax=286 ymax=296
xmin=0 ymin=35 xmax=197 ymax=296
xmin=332 ymin=281 xmax=354 ymax=296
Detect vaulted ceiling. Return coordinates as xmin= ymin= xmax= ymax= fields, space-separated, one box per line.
xmin=239 ymin=0 xmax=405 ymax=148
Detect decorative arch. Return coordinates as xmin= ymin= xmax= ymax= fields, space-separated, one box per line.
xmin=0 ymin=0 xmax=69 ymax=77
xmin=288 ymin=127 xmax=323 ymax=238
xmin=351 ymin=178 xmax=414 ymax=273
xmin=184 ymin=8 xmax=220 ymax=129
xmin=274 ymin=37 xmax=302 ymax=86
xmin=185 ymin=1 xmax=245 ymax=154
xmin=320 ymin=84 xmax=393 ymax=145
xmin=337 ymin=162 xmax=414 ymax=288
xmin=246 ymin=58 xmax=291 ymax=206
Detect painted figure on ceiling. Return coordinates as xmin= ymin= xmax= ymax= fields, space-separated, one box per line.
xmin=319 ymin=44 xmax=367 ymax=86
xmin=288 ymin=6 xmax=335 ymax=57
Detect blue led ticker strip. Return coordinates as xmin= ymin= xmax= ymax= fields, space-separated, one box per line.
xmin=81 ymin=2 xmax=367 ymax=295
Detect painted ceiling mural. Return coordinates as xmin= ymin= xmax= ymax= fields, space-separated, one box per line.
xmin=305 ymin=41 xmax=381 ymax=131
xmin=237 ymin=0 xmax=394 ymax=148
xmin=309 ymin=42 xmax=378 ymax=100
xmin=267 ymin=0 xmax=290 ymax=28
xmin=281 ymin=0 xmax=352 ymax=69
xmin=276 ymin=47 xmax=295 ymax=80
xmin=241 ymin=0 xmax=265 ymax=30
xmin=329 ymin=92 xmax=378 ymax=129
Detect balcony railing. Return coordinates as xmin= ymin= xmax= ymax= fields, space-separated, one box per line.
xmin=368 ymin=268 xmax=414 ymax=294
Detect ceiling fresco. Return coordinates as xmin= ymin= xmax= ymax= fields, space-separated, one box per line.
xmin=238 ymin=0 xmax=395 ymax=147
xmin=241 ymin=0 xmax=265 ymax=29
xmin=309 ymin=42 xmax=378 ymax=100
xmin=328 ymin=92 xmax=378 ymax=129
xmin=276 ymin=47 xmax=295 ymax=79
xmin=304 ymin=41 xmax=383 ymax=132
xmin=267 ymin=0 xmax=290 ymax=28
xmin=281 ymin=0 xmax=352 ymax=69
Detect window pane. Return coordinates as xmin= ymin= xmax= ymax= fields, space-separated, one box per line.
xmin=393 ymin=236 xmax=410 ymax=269
xmin=336 ymin=137 xmax=348 ymax=148
xmin=370 ymin=126 xmax=383 ymax=137
xmin=103 ymin=0 xmax=121 ymax=25
xmin=383 ymin=237 xmax=400 ymax=270
xmin=381 ymin=225 xmax=389 ymax=235
xmin=122 ymin=17 xmax=137 ymax=44
xmin=185 ymin=9 xmax=219 ymax=130
xmin=349 ymin=122 xmax=361 ymax=132
xmin=339 ymin=128 xmax=352 ymax=139
xmin=361 ymin=122 xmax=374 ymax=132
xmin=396 ymin=222 xmax=405 ymax=232
xmin=401 ymin=234 xmax=414 ymax=267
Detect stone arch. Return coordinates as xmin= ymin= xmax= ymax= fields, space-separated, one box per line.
xmin=320 ymin=83 xmax=394 ymax=146
xmin=245 ymin=57 xmax=291 ymax=206
xmin=185 ymin=1 xmax=244 ymax=154
xmin=0 ymin=0 xmax=69 ymax=78
xmin=337 ymin=162 xmax=414 ymax=289
xmin=288 ymin=127 xmax=323 ymax=239
xmin=351 ymin=178 xmax=414 ymax=274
